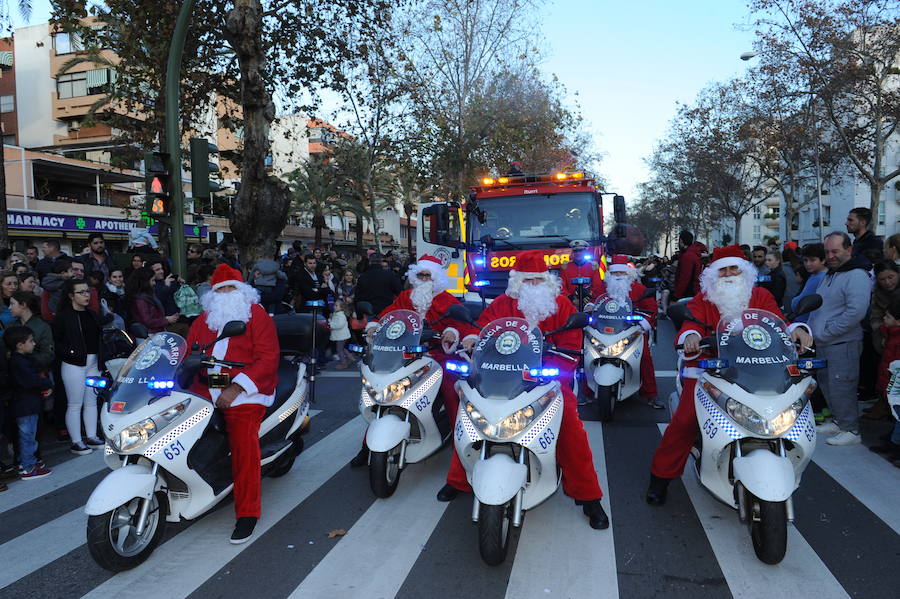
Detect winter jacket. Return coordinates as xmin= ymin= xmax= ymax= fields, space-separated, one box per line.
xmin=40 ymin=275 xmax=100 ymax=321
xmin=153 ymin=278 xmax=180 ymax=316
xmin=129 ymin=293 xmax=169 ymax=333
xmin=877 ymin=324 xmax=900 ymax=394
xmin=852 ymin=230 xmax=883 ymax=266
xmin=759 ymin=265 xmax=787 ymax=308
xmin=52 ymin=306 xmax=108 ymax=366
xmin=8 ymin=352 xmax=52 ymax=418
xmin=808 ymin=255 xmax=872 ymax=346
xmin=254 ymin=278 xmax=289 ymax=314
xmin=355 ymin=264 xmax=403 ymax=315
xmin=673 ymin=242 xmax=706 ymax=300
xmin=329 ymin=310 xmax=351 ymax=342
xmin=20 ymin=314 xmax=54 ymax=371
xmin=870 ymin=285 xmax=900 ymax=352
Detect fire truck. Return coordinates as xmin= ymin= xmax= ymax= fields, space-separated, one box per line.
xmin=417 ymin=171 xmax=628 ymax=302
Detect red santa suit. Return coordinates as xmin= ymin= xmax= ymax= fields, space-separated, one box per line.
xmin=591 ymin=256 xmax=658 ymax=399
xmin=186 ymin=265 xmax=280 ymax=519
xmin=651 ymin=246 xmax=808 ymax=479
xmin=560 ymin=257 xmax=603 ymax=301
xmin=447 ymin=252 xmax=603 ymax=502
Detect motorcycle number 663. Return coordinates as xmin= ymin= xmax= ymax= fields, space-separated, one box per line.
xmin=162 ymin=440 xmax=186 ymax=460
xmin=537 ymin=428 xmax=555 ymax=450
xmin=702 ymin=418 xmax=718 ymax=439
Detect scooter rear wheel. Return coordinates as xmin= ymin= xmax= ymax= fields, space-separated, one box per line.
xmin=87 ymin=491 xmax=167 ymax=572
xmin=369 ymin=446 xmax=402 ymax=498
xmin=595 ymin=384 xmax=617 ymax=422
xmin=478 ymin=501 xmax=513 ymax=566
xmin=749 ymin=495 xmax=787 ymax=565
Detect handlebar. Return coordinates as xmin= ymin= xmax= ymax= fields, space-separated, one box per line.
xmin=201 ymin=358 xmax=246 ymax=368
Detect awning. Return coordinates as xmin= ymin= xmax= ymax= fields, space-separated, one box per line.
xmin=86 ymin=69 xmax=109 ymax=89
xmin=0 ymin=51 xmax=12 ymax=67
xmin=31 ymin=158 xmax=144 ymax=187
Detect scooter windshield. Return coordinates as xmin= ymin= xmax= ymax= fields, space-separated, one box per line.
xmin=109 ymin=332 xmax=188 ymax=414
xmin=715 ymin=310 xmax=797 ymax=395
xmin=591 ymin=295 xmax=635 ymax=335
xmin=368 ymin=310 xmax=424 ymax=374
xmin=471 ymin=318 xmax=542 ymax=399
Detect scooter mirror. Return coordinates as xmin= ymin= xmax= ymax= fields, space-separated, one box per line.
xmin=562 ymin=312 xmax=590 ymax=331
xmin=219 ymin=320 xmax=247 ymax=340
xmin=790 ymin=294 xmax=823 ymax=320
xmin=356 ymin=301 xmax=375 ymax=318
xmin=129 ymin=322 xmax=149 ymax=340
xmin=445 ymin=303 xmax=475 ymax=325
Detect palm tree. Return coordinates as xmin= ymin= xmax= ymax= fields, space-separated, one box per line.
xmin=289 ymin=157 xmax=360 ymax=248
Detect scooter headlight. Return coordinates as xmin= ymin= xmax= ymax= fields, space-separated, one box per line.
xmin=592 ymin=331 xmax=642 ymax=357
xmin=112 ymin=399 xmax=191 ymax=452
xmin=465 ymin=389 xmax=558 ymax=440
xmin=363 ymin=365 xmax=431 ymax=405
xmin=725 ymin=398 xmax=805 ymax=437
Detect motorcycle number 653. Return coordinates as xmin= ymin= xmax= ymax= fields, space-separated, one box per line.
xmin=538 ymin=428 xmax=555 ymax=450
xmin=702 ymin=418 xmax=718 ymax=439
xmin=162 ymin=440 xmax=186 ymax=460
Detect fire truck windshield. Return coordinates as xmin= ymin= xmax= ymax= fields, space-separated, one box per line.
xmin=471 ymin=192 xmax=598 ymax=247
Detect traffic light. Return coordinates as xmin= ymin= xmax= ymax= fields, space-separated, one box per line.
xmin=144 ymin=151 xmax=171 ymax=216
xmin=189 ymin=137 xmax=221 ymax=200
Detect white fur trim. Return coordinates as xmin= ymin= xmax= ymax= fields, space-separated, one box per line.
xmin=639 ymin=318 xmax=652 ymax=333
xmin=365 ymin=321 xmax=379 ymax=331
xmin=212 ymin=279 xmax=243 ymax=290
xmin=708 ymin=256 xmax=746 ymax=272
xmin=462 ymin=334 xmax=479 ymax=346
xmin=677 ymin=330 xmax=702 ymax=345
xmin=443 ymin=327 xmax=460 ymax=341
xmin=607 ymin=264 xmax=631 ymax=273
xmin=407 ymin=261 xmax=449 ymax=293
xmin=233 ymin=372 xmax=259 ymax=396
xmin=787 ymin=322 xmax=812 ymax=337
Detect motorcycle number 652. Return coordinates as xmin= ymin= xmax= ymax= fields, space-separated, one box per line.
xmin=702 ymin=418 xmax=718 ymax=439
xmin=537 ymin=428 xmax=555 ymax=450
xmin=162 ymin=440 xmax=186 ymax=460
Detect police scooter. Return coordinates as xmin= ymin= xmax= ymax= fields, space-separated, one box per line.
xmin=582 ymin=294 xmax=651 ymax=421
xmin=83 ymin=318 xmax=314 ymax=571
xmin=670 ymin=296 xmax=824 ymax=565
xmin=450 ymin=313 xmax=588 ymax=566
xmin=352 ymin=307 xmax=451 ymax=498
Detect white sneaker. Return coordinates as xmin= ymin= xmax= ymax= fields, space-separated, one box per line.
xmin=816 ymin=421 xmax=841 ymax=435
xmin=826 ymin=430 xmax=861 ymax=446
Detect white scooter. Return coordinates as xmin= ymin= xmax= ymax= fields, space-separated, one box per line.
xmin=583 ymin=294 xmax=650 ymax=421
xmin=671 ymin=297 xmax=824 ymax=565
xmin=83 ymin=318 xmax=314 ymax=571
xmin=452 ymin=313 xmax=588 ymax=566
xmin=352 ymin=307 xmax=452 ymax=498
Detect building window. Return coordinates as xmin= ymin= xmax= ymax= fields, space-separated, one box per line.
xmin=879 ymin=199 xmax=886 ymax=226
xmin=753 ymin=225 xmax=761 ymax=236
xmin=57 ymin=72 xmax=88 ymax=99
xmin=752 ymin=206 xmax=761 ymax=220
xmin=53 ymin=32 xmax=82 ymax=55
xmin=2 ymin=134 xmax=15 ymax=145
xmin=0 ymin=95 xmax=13 ymax=113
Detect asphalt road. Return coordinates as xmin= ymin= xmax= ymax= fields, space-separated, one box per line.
xmin=1 ymin=317 xmax=898 ymax=598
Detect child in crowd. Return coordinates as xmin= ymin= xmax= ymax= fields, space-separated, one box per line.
xmin=5 ymin=325 xmax=53 ymax=480
xmin=329 ymin=299 xmax=352 ymax=369
xmin=873 ymin=298 xmax=900 ymax=466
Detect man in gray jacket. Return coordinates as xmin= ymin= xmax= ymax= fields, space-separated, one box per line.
xmin=807 ymin=232 xmax=872 ymax=446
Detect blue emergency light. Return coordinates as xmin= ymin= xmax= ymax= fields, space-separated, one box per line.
xmin=405 ymin=345 xmax=427 ymax=353
xmin=85 ymin=377 xmax=109 ymax=389
xmin=648 ymin=277 xmax=662 ymax=283
xmin=798 ymin=359 xmax=827 ymax=369
xmin=528 ymin=367 xmax=560 ymax=377
xmin=305 ymin=300 xmax=326 ymax=307
xmin=699 ymin=359 xmax=729 ymax=369
xmin=348 ymin=344 xmax=366 ymax=353
xmin=446 ymin=361 xmax=470 ymax=374
xmin=571 ymin=277 xmax=591 ymax=285
xmin=473 ymin=257 xmax=486 ymax=266
xmin=473 ymin=280 xmax=490 ymax=287
xmin=757 ymin=275 xmax=772 ymax=283
xmin=624 ymin=315 xmax=643 ymax=321
xmin=147 ymin=380 xmax=176 ymax=390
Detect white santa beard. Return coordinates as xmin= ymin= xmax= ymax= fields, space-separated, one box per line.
xmin=606 ymin=275 xmax=633 ymax=304
xmin=203 ymin=289 xmax=253 ymax=331
xmin=410 ymin=280 xmax=434 ymax=315
xmin=706 ymin=275 xmax=753 ymax=322
xmin=517 ymin=282 xmax=558 ymax=328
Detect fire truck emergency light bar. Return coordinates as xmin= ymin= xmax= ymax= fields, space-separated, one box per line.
xmin=479 ymin=171 xmax=589 ymax=187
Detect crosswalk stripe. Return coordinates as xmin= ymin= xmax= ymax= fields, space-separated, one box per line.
xmin=0 ymin=451 xmax=107 ymax=513
xmin=810 ymin=436 xmax=900 ymax=535
xmin=0 ymin=507 xmax=86 ymax=590
xmin=287 ymin=455 xmax=449 ymax=599
xmin=80 ymin=416 xmax=367 ymax=599
xmin=658 ymin=424 xmax=851 ymax=599
xmin=505 ymin=421 xmax=618 ymax=599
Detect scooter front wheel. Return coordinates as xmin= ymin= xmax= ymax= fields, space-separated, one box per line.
xmin=369 ymin=445 xmax=402 ymax=498
xmin=595 ymin=384 xmax=617 ymax=422
xmin=86 ymin=492 xmax=167 ymax=572
xmin=478 ymin=502 xmax=513 ymax=566
xmin=749 ymin=495 xmax=787 ymax=565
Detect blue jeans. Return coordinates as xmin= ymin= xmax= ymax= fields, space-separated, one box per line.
xmin=16 ymin=415 xmax=39 ymax=471
xmin=892 ymin=406 xmax=900 ymax=446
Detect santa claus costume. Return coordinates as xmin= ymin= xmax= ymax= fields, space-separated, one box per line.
xmin=186 ymin=264 xmax=280 ymax=542
xmin=647 ymin=245 xmax=810 ymax=504
xmin=442 ymin=250 xmax=609 ymax=529
xmin=590 ymin=255 xmax=660 ymax=405
xmin=350 ymin=255 xmax=478 ymax=465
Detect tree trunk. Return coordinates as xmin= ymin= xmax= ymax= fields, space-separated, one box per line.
xmin=870 ymin=181 xmax=882 ymax=233
xmin=733 ymin=215 xmax=741 ymax=244
xmin=0 ymin=142 xmax=8 ymax=250
xmin=225 ymin=0 xmax=292 ymax=269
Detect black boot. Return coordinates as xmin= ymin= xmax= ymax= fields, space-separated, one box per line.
xmin=349 ymin=447 xmax=368 ymax=468
xmin=646 ymin=474 xmax=670 ymax=506
xmin=230 ymin=517 xmax=258 ymax=544
xmin=436 ymin=484 xmax=459 ymax=502
xmin=582 ymin=499 xmax=609 ymax=530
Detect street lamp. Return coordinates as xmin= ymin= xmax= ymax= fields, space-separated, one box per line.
xmin=740 ymin=50 xmax=824 ymax=243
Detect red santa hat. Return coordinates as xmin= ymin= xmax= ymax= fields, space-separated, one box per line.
xmin=513 ymin=250 xmax=548 ymax=276
xmin=607 ymin=254 xmax=635 ymax=274
xmin=708 ymin=244 xmax=749 ymax=272
xmin=406 ymin=254 xmax=449 ymax=292
xmin=211 ymin=263 xmax=244 ymax=290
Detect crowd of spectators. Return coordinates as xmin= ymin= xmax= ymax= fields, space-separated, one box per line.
xmin=0 ymin=232 xmax=412 ymax=489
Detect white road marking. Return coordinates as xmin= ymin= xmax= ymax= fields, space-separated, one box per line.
xmin=0 ymin=450 xmax=107 ymax=513
xmin=287 ymin=456 xmax=449 ymax=599
xmin=654 ymin=370 xmax=678 ymax=377
xmin=0 ymin=506 xmax=87 ymax=590
xmin=657 ymin=424 xmax=850 ymax=599
xmin=811 ymin=436 xmax=900 ymax=535
xmin=506 ymin=422 xmax=617 ymax=599
xmin=80 ymin=416 xmax=367 ymax=599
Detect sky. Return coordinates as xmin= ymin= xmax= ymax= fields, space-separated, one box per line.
xmin=12 ymin=0 xmax=760 ymax=202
